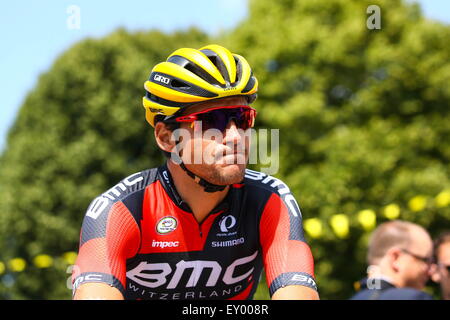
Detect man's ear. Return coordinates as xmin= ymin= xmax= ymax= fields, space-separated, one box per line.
xmin=387 ymin=247 xmax=402 ymax=272
xmin=154 ymin=122 xmax=175 ymax=154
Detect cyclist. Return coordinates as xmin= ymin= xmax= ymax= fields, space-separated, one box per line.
xmin=72 ymin=44 xmax=319 ymax=300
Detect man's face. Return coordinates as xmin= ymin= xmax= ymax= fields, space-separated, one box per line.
xmin=172 ymin=96 xmax=252 ymax=186
xmin=434 ymin=242 xmax=450 ymax=299
xmin=395 ymin=229 xmax=433 ymax=289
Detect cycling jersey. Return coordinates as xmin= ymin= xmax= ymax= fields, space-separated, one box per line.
xmin=72 ymin=163 xmax=317 ymax=300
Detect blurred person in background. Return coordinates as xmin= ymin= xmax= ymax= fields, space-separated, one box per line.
xmin=431 ymin=232 xmax=450 ymax=300
xmin=350 ymin=220 xmax=434 ymax=300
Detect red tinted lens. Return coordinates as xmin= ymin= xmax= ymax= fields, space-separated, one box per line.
xmin=198 ymin=107 xmax=255 ymax=131
xmin=174 ymin=106 xmax=256 ymax=131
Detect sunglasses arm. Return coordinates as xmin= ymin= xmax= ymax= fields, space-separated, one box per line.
xmin=174 ymin=115 xmax=198 ymax=123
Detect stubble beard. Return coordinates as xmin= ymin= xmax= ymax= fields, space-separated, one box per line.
xmin=206 ymin=162 xmax=247 ymax=185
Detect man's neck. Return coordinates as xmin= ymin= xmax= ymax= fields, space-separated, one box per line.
xmin=167 ymin=160 xmax=229 ymax=223
xmin=367 ymin=265 xmax=398 ymax=287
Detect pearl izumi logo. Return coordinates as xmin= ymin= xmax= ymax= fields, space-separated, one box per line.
xmin=219 ymin=215 xmax=236 ymax=232
xmin=217 ymin=215 xmax=237 ymax=237
xmin=156 ymin=216 xmax=178 ymax=235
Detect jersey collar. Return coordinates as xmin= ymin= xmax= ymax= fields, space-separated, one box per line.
xmin=157 ymin=162 xmax=234 ymax=215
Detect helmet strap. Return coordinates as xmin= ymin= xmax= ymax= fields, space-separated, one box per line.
xmin=179 ymin=162 xmax=226 ymax=193
xmin=167 ymin=119 xmax=227 ymax=193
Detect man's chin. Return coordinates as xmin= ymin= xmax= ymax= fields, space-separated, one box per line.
xmin=211 ymin=163 xmax=246 ymax=185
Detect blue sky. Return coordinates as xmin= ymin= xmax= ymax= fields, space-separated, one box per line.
xmin=0 ymin=0 xmax=449 ymax=152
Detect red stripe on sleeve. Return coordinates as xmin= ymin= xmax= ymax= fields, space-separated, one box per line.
xmin=105 ymin=201 xmax=141 ymax=285
xmin=259 ymin=193 xmax=315 ymax=288
xmin=74 ymin=237 xmax=111 ymax=275
xmin=74 ymin=201 xmax=140 ymax=288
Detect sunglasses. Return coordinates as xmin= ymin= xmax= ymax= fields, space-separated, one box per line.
xmin=400 ymin=248 xmax=433 ymax=265
xmin=166 ymin=105 xmax=257 ymax=132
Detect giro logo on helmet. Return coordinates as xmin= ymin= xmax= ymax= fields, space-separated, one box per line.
xmin=154 ymin=74 xmax=170 ymax=85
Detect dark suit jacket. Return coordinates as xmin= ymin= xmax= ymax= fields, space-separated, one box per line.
xmin=350 ymin=278 xmax=433 ymax=300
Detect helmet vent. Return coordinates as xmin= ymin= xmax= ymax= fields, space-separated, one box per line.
xmin=184 ymin=63 xmax=208 ymax=81
xmin=168 ymin=55 xmax=221 ymax=86
xmin=234 ymin=57 xmax=242 ymax=84
xmin=171 ymin=79 xmax=190 ymax=88
xmin=201 ymin=49 xmax=230 ymax=84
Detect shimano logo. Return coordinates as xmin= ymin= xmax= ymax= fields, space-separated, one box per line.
xmin=152 ymin=240 xmax=180 ymax=248
xmin=154 ymin=74 xmax=170 ymax=84
xmin=211 ymin=237 xmax=245 ymax=248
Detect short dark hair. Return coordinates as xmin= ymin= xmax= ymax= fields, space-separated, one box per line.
xmin=433 ymin=231 xmax=450 ymax=263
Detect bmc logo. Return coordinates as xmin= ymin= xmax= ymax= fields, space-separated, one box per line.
xmin=291 ymin=273 xmax=317 ymax=289
xmin=126 ymin=251 xmax=258 ymax=289
xmin=245 ymin=170 xmax=302 ymax=218
xmin=86 ymin=172 xmax=144 ymax=220
xmin=73 ymin=273 xmax=104 ymax=291
xmin=154 ymin=74 xmax=170 ymax=84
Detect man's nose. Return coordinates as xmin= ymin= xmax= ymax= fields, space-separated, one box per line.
xmin=224 ymin=120 xmax=242 ymax=145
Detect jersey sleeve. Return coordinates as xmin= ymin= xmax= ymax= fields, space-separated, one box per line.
xmin=259 ymin=190 xmax=318 ymax=297
xmin=71 ymin=196 xmax=141 ymax=297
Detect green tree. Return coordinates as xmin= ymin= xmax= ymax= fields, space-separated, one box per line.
xmin=0 ymin=28 xmax=208 ymax=299
xmin=223 ymin=0 xmax=450 ymax=298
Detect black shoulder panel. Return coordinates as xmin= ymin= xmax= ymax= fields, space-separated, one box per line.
xmin=243 ymin=169 xmax=305 ymax=242
xmin=80 ymin=168 xmax=159 ymax=246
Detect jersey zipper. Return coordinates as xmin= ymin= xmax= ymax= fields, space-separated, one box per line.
xmin=197 ymin=209 xmax=226 ymax=238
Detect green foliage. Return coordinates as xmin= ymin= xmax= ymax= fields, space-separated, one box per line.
xmin=1 ymin=0 xmax=449 ymax=299
xmin=226 ymin=0 xmax=450 ymax=299
xmin=0 ymin=28 xmax=209 ymax=299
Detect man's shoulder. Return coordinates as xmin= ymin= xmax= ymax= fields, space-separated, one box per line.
xmin=84 ymin=167 xmax=160 ymax=219
xmin=243 ymin=169 xmax=292 ymax=193
xmin=243 ymin=169 xmax=303 ymax=217
xmin=99 ymin=168 xmax=159 ymax=201
xmin=381 ymin=287 xmax=434 ymax=300
xmin=350 ymin=287 xmax=434 ymax=300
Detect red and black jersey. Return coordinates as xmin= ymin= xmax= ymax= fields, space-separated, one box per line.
xmin=72 ymin=163 xmax=317 ymax=300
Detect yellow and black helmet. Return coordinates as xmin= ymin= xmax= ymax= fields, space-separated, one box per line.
xmin=142 ymin=44 xmax=258 ymax=127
